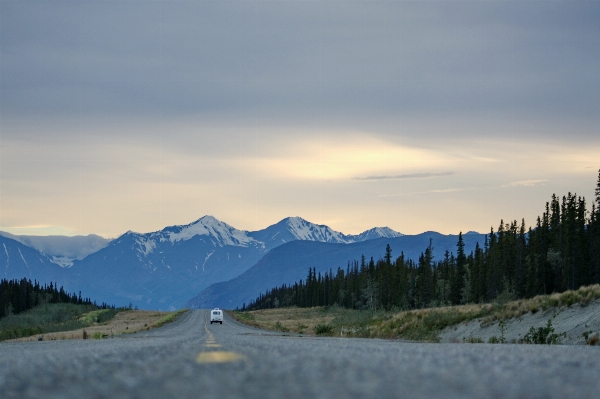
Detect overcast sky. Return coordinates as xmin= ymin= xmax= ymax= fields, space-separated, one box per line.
xmin=1 ymin=1 xmax=599 ymax=238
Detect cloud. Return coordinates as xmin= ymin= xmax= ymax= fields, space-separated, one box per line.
xmin=2 ymin=2 xmax=599 ymax=142
xmin=354 ymin=172 xmax=454 ymax=181
xmin=377 ymin=187 xmax=475 ymax=198
xmin=506 ymin=180 xmax=548 ymax=188
xmin=1 ymin=2 xmax=600 ymax=237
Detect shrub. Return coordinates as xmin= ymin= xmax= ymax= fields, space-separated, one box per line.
xmin=273 ymin=321 xmax=289 ymax=332
xmin=583 ymin=331 xmax=599 ymax=346
xmin=497 ymin=320 xmax=507 ymax=343
xmin=463 ymin=335 xmax=484 ymax=343
xmin=297 ymin=323 xmax=308 ymax=334
xmin=488 ymin=336 xmax=500 ymax=344
xmin=314 ymin=324 xmax=334 ymax=336
xmin=521 ymin=319 xmax=564 ymax=344
xmin=92 ymin=331 xmax=103 ymax=339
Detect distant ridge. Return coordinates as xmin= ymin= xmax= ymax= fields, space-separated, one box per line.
xmin=0 ymin=231 xmax=111 ymax=267
xmin=248 ymin=217 xmax=403 ymax=250
xmin=185 ymin=231 xmax=486 ymax=310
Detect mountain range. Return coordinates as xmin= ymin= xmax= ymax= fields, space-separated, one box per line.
xmin=2 ymin=216 xmax=438 ymax=310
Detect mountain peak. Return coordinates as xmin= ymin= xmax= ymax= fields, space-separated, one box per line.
xmin=165 ymin=216 xmax=255 ymax=247
xmin=195 ymin=215 xmax=220 ymax=224
xmin=283 ymin=216 xmax=308 ymax=223
xmin=346 ymin=226 xmax=403 ymax=242
xmin=281 ymin=217 xmax=351 ymax=243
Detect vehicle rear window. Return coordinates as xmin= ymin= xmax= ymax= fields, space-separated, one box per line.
xmin=212 ymin=311 xmax=220 ymax=315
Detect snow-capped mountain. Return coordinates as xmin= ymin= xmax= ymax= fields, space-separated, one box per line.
xmin=127 ymin=216 xmax=262 ymax=257
xmin=248 ymin=217 xmax=350 ymax=250
xmin=64 ymin=216 xmax=267 ymax=310
xmin=248 ymin=216 xmax=402 ymax=251
xmin=348 ymin=227 xmax=404 ymax=242
xmin=5 ymin=215 xmax=408 ymax=310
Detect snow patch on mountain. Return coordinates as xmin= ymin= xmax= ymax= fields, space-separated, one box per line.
xmin=352 ymin=227 xmax=404 ymax=241
xmin=284 ymin=217 xmax=352 ymax=243
xmin=135 ymin=236 xmax=157 ymax=256
xmin=50 ymin=256 xmax=74 ymax=268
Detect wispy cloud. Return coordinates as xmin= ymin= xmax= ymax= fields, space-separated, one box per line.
xmin=505 ymin=180 xmax=548 ymax=187
xmin=354 ymin=172 xmax=454 ymax=181
xmin=8 ymin=225 xmax=52 ymax=229
xmin=377 ymin=187 xmax=475 ymax=198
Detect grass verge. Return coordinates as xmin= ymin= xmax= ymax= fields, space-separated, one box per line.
xmin=1 ymin=306 xmax=188 ymax=342
xmin=230 ymin=284 xmax=600 ymax=342
xmin=153 ymin=309 xmax=187 ymax=328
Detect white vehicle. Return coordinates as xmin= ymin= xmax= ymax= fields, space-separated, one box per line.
xmin=210 ymin=308 xmax=223 ymax=324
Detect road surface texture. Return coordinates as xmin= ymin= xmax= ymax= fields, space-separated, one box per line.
xmin=1 ymin=310 xmax=599 ymax=399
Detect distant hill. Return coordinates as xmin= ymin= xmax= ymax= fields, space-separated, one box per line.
xmin=185 ymin=231 xmax=486 ymax=310
xmin=0 ymin=235 xmax=65 ymax=283
xmin=0 ymin=232 xmax=111 ymax=267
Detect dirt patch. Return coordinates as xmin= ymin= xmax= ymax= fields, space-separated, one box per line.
xmin=8 ymin=310 xmax=171 ymax=342
xmin=439 ymin=299 xmax=600 ymax=345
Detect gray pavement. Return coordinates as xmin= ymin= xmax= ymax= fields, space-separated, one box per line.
xmin=0 ymin=309 xmax=599 ymax=398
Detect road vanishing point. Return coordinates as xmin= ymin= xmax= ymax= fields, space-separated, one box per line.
xmin=1 ymin=310 xmax=599 ymax=399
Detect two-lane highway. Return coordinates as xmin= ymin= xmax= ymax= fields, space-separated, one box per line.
xmin=1 ymin=310 xmax=599 ymax=398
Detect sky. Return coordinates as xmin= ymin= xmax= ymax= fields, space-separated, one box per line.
xmin=1 ymin=1 xmax=599 ymax=238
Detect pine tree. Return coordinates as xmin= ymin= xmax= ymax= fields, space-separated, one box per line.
xmin=451 ymin=233 xmax=466 ymax=304
xmin=591 ymin=169 xmax=600 ymax=283
xmin=384 ymin=244 xmax=392 ymax=266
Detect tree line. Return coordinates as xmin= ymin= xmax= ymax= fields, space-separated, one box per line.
xmin=244 ymin=170 xmax=600 ymax=311
xmin=0 ymin=278 xmax=112 ymax=319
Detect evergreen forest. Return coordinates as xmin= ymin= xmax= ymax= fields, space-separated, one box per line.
xmin=244 ymin=170 xmax=600 ymax=311
xmin=0 ymin=278 xmax=111 ymax=319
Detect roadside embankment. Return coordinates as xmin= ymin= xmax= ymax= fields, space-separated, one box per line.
xmin=230 ymin=285 xmax=600 ymax=345
xmin=439 ymin=299 xmax=600 ymax=344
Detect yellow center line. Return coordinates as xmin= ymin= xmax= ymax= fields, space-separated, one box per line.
xmin=197 ymin=351 xmax=247 ymax=364
xmin=195 ymin=310 xmax=247 ymax=363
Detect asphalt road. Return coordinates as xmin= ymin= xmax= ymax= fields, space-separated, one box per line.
xmin=1 ymin=309 xmax=599 ymax=399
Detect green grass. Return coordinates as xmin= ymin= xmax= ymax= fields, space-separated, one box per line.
xmin=78 ymin=308 xmax=120 ymax=325
xmin=153 ymin=309 xmax=187 ymax=328
xmin=0 ymin=303 xmax=99 ymax=341
xmin=272 ymin=321 xmax=290 ymax=332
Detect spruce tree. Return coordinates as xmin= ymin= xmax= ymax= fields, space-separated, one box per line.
xmin=451 ymin=233 xmax=466 ymax=304
xmin=592 ymin=169 xmax=600 ymax=283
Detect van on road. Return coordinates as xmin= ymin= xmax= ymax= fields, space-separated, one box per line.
xmin=210 ymin=308 xmax=223 ymax=324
